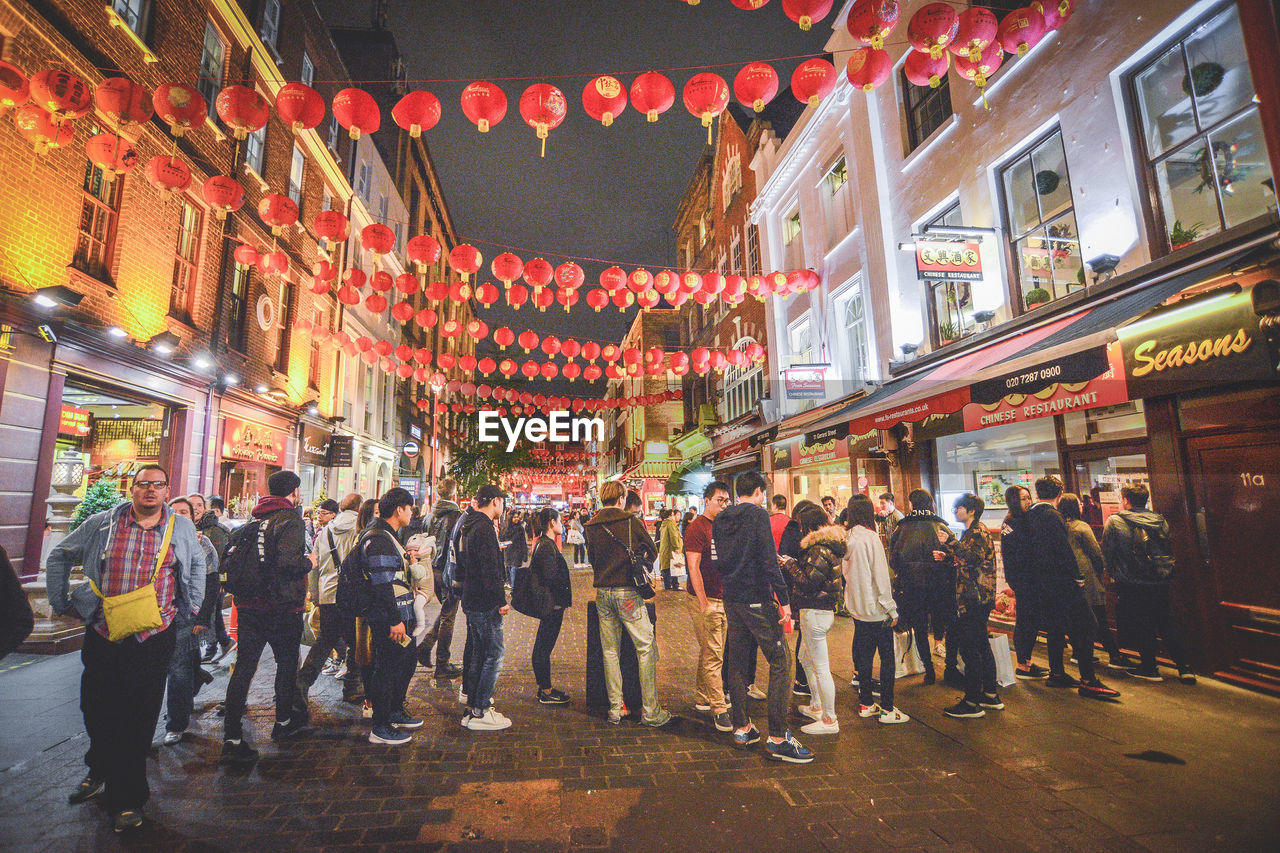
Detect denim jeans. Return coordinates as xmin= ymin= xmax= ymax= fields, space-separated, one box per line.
xmin=464 ymin=606 xmax=505 ymax=712
xmin=165 ymin=624 xmax=201 ymax=733
xmin=595 ymin=587 xmax=664 ymax=724
xmin=1116 ymin=583 xmax=1189 ymax=670
xmin=798 ymin=608 xmax=836 ymax=719
xmin=725 ymin=600 xmax=791 ymax=737
xmin=224 ymin=609 xmax=304 ymax=739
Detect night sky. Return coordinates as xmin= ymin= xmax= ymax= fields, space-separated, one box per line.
xmin=320 ymin=0 xmax=828 ymax=392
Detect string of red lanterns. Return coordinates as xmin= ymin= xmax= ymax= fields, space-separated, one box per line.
xmin=419 ymin=388 xmax=684 ymax=418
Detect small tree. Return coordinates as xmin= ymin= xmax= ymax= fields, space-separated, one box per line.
xmin=69 ymin=478 xmax=125 ymax=531
xmin=446 ymin=429 xmax=534 ymax=497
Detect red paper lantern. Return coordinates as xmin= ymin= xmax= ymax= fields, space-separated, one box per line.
xmin=1 ymin=61 xmax=31 ymax=110
xmin=459 ymin=354 xmax=478 ymax=372
xmin=407 ymin=236 xmax=441 ymax=273
xmin=733 ymin=62 xmax=779 ymax=113
xmin=626 ymin=269 xmax=652 ymax=294
xmin=540 ymin=363 xmax=558 ymax=381
xmin=312 ymin=209 xmax=349 ymax=242
xmin=790 ymin=58 xmax=837 ymax=108
xmin=201 ymin=175 xmax=244 ymax=219
xmin=847 ymin=0 xmax=900 ymax=49
xmin=440 ymin=319 xmax=462 ymax=339
xmin=258 ymin=193 xmax=299 ymax=236
xmin=611 ymin=290 xmax=633 ymax=312
xmin=654 ymin=270 xmax=680 ymax=295
xmin=361 ymin=223 xmax=396 ymax=256
xmin=313 ymin=260 xmax=338 ymax=282
xmin=599 ymin=266 xmax=626 ymax=292
xmin=669 ymin=352 xmax=690 ymax=375
xmin=460 ymin=81 xmax=507 ymax=132
xmin=13 ymin=105 xmax=72 ymax=153
xmin=506 ymin=283 xmax=528 ymax=309
xmin=518 ymin=330 xmax=540 ymax=353
xmin=475 ymin=282 xmax=500 ymax=306
xmin=449 ymin=244 xmax=483 ymax=279
xmin=370 ymin=270 xmax=394 ymax=292
xmin=364 ymin=293 xmax=388 ymax=313
xmin=694 ymin=289 xmax=715 ymax=306
xmin=448 ymin=280 xmax=473 ymax=301
xmin=29 ymin=69 xmax=92 ymax=121
xmin=343 ymin=269 xmax=367 ymax=290
xmin=491 ymin=251 xmax=524 ymax=284
xmin=478 ymin=356 xmax=497 ymax=375
xmin=541 ymin=336 xmax=562 ymax=358
xmin=709 ymin=350 xmax=728 ymax=372
xmin=787 ymin=269 xmax=821 ymax=293
xmin=392 ymin=90 xmax=441 ymax=137
xmin=585 ymin=289 xmax=609 ymax=313
xmin=904 ymin=50 xmax=950 ymax=89
xmin=519 ymin=83 xmax=568 ymax=157
xmin=636 ymin=290 xmax=661 ymax=310
xmin=683 ymin=73 xmax=729 ymax=143
xmin=95 ymin=77 xmax=153 ymax=128
xmin=152 ymin=83 xmax=206 ymax=137
xmin=374 ymin=339 xmax=394 ymax=358
xmin=951 ymin=7 xmax=999 ymax=63
xmin=997 ymin=7 xmax=1046 ymax=56
xmin=438 ymin=352 xmax=458 ymax=369
xmin=521 ymin=360 xmax=540 ymax=380
xmin=396 ymin=363 xmax=414 ymax=380
xmin=144 ymin=155 xmax=192 ymax=194
xmin=955 ymin=42 xmax=1004 ymax=105
xmin=275 ymin=82 xmax=325 ymax=131
xmin=730 ymin=0 xmax=771 ymax=9
xmin=555 ymin=261 xmax=584 ymax=290
xmin=467 ymin=319 xmax=489 ymax=341
xmin=415 ymin=307 xmax=438 ymax=328
xmin=392 ymin=301 xmax=415 ymax=323
xmin=562 ymin=362 xmax=582 ymax=382
xmin=426 ymin=280 xmax=449 ymax=301
xmin=630 ymin=71 xmax=675 ymax=123
xmin=356 ymin=336 xmax=374 ymax=353
xmin=582 ymin=75 xmax=628 ymax=126
xmin=524 ymin=257 xmax=554 ymax=290
xmin=701 ymin=272 xmax=725 ymax=296
xmin=494 ymin=327 xmax=515 ymax=349
xmin=233 ymin=244 xmax=259 ymax=267
xmin=1032 ymin=0 xmax=1074 ymax=31
xmin=333 ymin=87 xmax=380 ymax=139
xmin=582 ymin=341 xmax=602 ymax=362
xmin=561 ymin=339 xmax=582 ymax=361
xmin=724 ymin=274 xmax=746 ymax=299
xmin=846 ymin=48 xmax=893 ymax=92
xmin=680 ymin=271 xmax=702 ymax=293
xmin=532 ymin=287 xmax=555 ymax=312
xmin=782 ymin=0 xmax=833 ymax=31
xmin=215 ymin=85 xmax=269 ymax=139
xmin=745 ymin=341 xmax=766 ymax=363
xmin=909 ymin=3 xmax=960 ymax=59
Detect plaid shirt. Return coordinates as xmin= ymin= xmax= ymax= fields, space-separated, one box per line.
xmin=94 ymin=506 xmax=177 ymax=640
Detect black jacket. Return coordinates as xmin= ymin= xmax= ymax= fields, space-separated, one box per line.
xmin=1023 ymin=502 xmax=1085 ymax=606
xmin=0 ymin=545 xmax=33 ymax=660
xmin=501 ymin=517 xmax=528 ymax=566
xmin=242 ymin=499 xmax=310 ymax=612
xmin=584 ymin=507 xmax=656 ymax=589
xmin=197 ymin=511 xmax=229 ymax=560
xmin=712 ymin=502 xmax=789 ymax=606
xmin=999 ymin=511 xmax=1031 ymax=595
xmin=529 ymin=535 xmax=572 ymax=613
xmin=362 ymin=517 xmax=411 ymax=627
xmin=459 ymin=509 xmax=506 ymax=612
xmin=888 ymin=510 xmax=953 ymax=591
xmin=777 ymin=519 xmax=804 ymax=561
xmin=782 ymin=525 xmax=847 ymax=612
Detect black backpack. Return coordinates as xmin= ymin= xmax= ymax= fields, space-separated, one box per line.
xmin=511 ymin=540 xmax=555 ymax=618
xmin=1124 ymin=514 xmax=1176 ymax=582
xmin=221 ymin=519 xmax=268 ymax=600
xmin=335 ymin=528 xmax=379 ymax=618
xmin=428 ymin=507 xmax=463 ymax=577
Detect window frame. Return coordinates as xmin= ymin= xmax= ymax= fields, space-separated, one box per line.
xmin=288 ymin=145 xmax=305 ymax=208
xmin=111 ymin=0 xmax=152 ymax=39
xmin=73 ymin=160 xmax=123 ymax=283
xmin=834 ymin=279 xmax=870 ymax=383
xmin=722 ymin=337 xmax=765 ymax=423
xmin=308 ymin=306 xmax=325 ymax=390
xmin=259 ymin=0 xmax=281 ymax=49
xmin=274 ymin=278 xmax=295 ymax=374
xmin=300 ymin=50 xmax=315 ymax=87
xmin=245 ymin=123 xmax=268 ymax=175
xmin=169 ymin=196 xmax=203 ymax=321
xmin=197 ymin=21 xmax=227 ymax=122
xmin=901 ymin=64 xmax=954 ymax=153
xmin=227 ymin=264 xmax=251 ymax=353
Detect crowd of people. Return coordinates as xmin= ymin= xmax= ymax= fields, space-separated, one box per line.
xmin=43 ymin=464 xmax=1192 ymax=832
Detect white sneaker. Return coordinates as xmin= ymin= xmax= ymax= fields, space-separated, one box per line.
xmin=321 ymin=660 xmax=339 ymax=677
xmin=800 ymin=718 xmax=839 ymax=735
xmin=693 ymin=701 xmax=711 ymax=712
xmin=466 ymin=708 xmax=512 ymax=731
xmin=747 ymin=684 xmax=767 ymax=701
xmin=333 ymin=664 xmax=348 ymax=680
xmin=796 ymin=704 xmax=823 ymax=722
xmin=457 ymin=686 xmax=468 ymax=705
xmin=858 ymin=703 xmax=881 ymax=718
xmin=162 ymin=731 xmax=184 ymax=746
xmin=879 ymin=708 xmax=910 ymax=725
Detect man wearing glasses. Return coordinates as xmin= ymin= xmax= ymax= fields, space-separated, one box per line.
xmin=683 ymin=481 xmax=733 ymax=733
xmin=46 ymin=464 xmax=205 ymax=833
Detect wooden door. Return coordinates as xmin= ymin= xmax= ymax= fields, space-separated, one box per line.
xmin=1187 ymin=430 xmax=1280 ymax=694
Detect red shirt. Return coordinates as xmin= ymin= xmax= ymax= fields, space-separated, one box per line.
xmin=97 ymin=507 xmax=177 ymax=640
xmin=683 ymin=514 xmax=723 ymax=600
xmin=770 ymin=512 xmax=790 ymax=549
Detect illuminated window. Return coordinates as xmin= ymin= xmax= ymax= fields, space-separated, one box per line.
xmin=169 ymin=199 xmax=202 ymax=319
xmin=197 ymin=22 xmax=226 ymax=121
xmin=245 ymin=123 xmax=267 ymax=174
xmin=289 ymin=145 xmax=305 ymax=207
xmin=112 ymin=0 xmax=151 ymax=38
xmin=227 ymin=265 xmax=251 ymax=352
xmin=74 ymin=161 xmax=121 ymax=282
xmin=274 ymin=279 xmax=294 ymax=373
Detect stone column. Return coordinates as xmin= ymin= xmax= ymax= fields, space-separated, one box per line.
xmin=22 ymin=450 xmax=88 ymax=653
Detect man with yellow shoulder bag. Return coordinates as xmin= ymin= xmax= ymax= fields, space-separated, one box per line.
xmin=46 ymin=464 xmax=205 ymax=835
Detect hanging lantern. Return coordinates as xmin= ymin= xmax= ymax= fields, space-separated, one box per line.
xmin=612 ymin=290 xmax=634 ymax=312
xmin=746 ymin=274 xmax=765 ymax=298
xmin=733 ymin=62 xmax=779 ymax=113
xmin=394 ymin=273 xmax=419 ymax=296
xmin=669 ymin=352 xmax=690 ymax=375
xmin=460 ymin=80 xmax=507 ymax=132
xmin=521 ymin=360 xmax=540 ymax=379
xmin=541 ymin=336 xmax=562 ymax=358
xmin=709 ymin=350 xmax=729 ymax=372
xmin=94 ymin=77 xmax=153 ymax=129
xmin=1032 ymin=0 xmax=1074 ymax=31
xmin=518 ymin=83 xmax=567 ymax=157
xmin=723 ymin=274 xmax=746 ymax=300
xmin=467 ymin=319 xmax=489 ymax=341
xmin=144 ymin=155 xmax=192 ymax=194
xmin=343 ymin=269 xmax=367 ymax=290
xmin=562 ymin=362 xmax=582 ymax=383
xmin=440 ymin=319 xmax=462 ymax=339
xmin=1 ymin=61 xmax=31 ymax=111
xmin=846 ymin=47 xmax=893 ymax=92
xmin=312 ymin=209 xmax=350 ymax=242
xmin=370 ymin=270 xmax=394 ymax=292
xmin=449 ymin=244 xmax=483 ymax=280
xmin=582 ymin=75 xmax=628 ymax=126
xmin=654 ymin=270 xmax=680 ymax=296
xmin=438 ymin=351 xmax=458 ymax=368
xmin=582 ymin=341 xmax=602 ymax=362
xmin=152 ymin=83 xmax=206 ymax=136
xmin=475 ymin=282 xmax=500 ymax=307
xmin=782 ymin=0 xmax=833 ymax=31
xmin=583 ymin=364 xmax=603 ymax=381
xmin=361 ymin=223 xmax=396 ymax=256
xmin=364 ymin=293 xmax=388 ymax=314
xmin=532 ymin=287 xmax=555 ymax=312
xmin=599 ymin=266 xmax=626 ymax=292
xmin=745 ymin=341 xmax=766 ymax=363
xmin=29 ymin=69 xmax=92 ymax=122
xmin=788 ymin=269 xmax=821 ymax=293
xmin=693 ymin=289 xmax=716 ymax=306
xmin=313 ymin=259 xmax=338 ymax=282
xmin=415 ymin=307 xmax=438 ymax=328
xmin=561 ymin=339 xmax=582 ymax=361
xmin=904 ymin=49 xmax=950 ymax=89
xmin=555 ymin=261 xmax=585 ymax=290
xmin=215 ymin=85 xmax=269 ymax=139
xmin=523 ymin=257 xmax=554 ymax=292
xmin=557 ymin=287 xmax=580 ymax=312
xmin=407 ymin=234 xmax=441 ymax=271
xmin=997 ymin=7 xmax=1046 ymax=57
xmin=790 ymin=58 xmax=837 ymax=107
xmin=201 ymin=175 xmax=244 ymax=219
xmin=491 ymin=251 xmax=524 ymax=285
xmin=494 ymin=327 xmax=515 ymax=349
xmin=448 ymin=280 xmax=473 ymax=301
xmin=630 ymin=71 xmax=675 ymax=123
xmin=951 ymin=7 xmax=999 ymax=63
xmin=518 ymin=330 xmax=540 ymax=353
xmin=14 ymin=105 xmax=75 ymax=153
xmin=682 ymin=73 xmax=729 ymax=144
xmin=395 ymin=363 xmax=414 ymax=380
xmin=392 ymin=300 xmax=416 ymax=323
xmin=627 ymin=268 xmax=652 ymax=294
xmin=506 ymin=283 xmax=529 ymax=309
xmin=333 ymin=87 xmax=380 ymax=139
xmin=955 ymin=42 xmax=1005 ymax=108
xmin=392 ymin=90 xmax=441 ymax=137
xmin=426 ymin=280 xmax=449 ymax=301
xmin=701 ymin=272 xmax=725 ymax=296
xmin=233 ymin=243 xmax=259 ymax=267
xmin=275 ymin=82 xmax=325 ymax=131
xmin=258 ymin=193 xmax=299 ymax=236
xmin=257 ymin=251 xmax=287 ymax=276
xmin=846 ymin=0 xmax=900 ymax=49
xmin=374 ymin=339 xmax=394 ymax=358
xmin=460 ymin=354 xmax=478 ymax=373
xmin=908 ymin=3 xmax=960 ymax=59
xmin=539 ymin=363 xmax=558 ymax=381
xmin=680 ymin=271 xmax=703 ymax=293
xmin=585 ymin=289 xmax=609 ymax=313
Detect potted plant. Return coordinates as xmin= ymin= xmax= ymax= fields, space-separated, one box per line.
xmin=937 ymin=321 xmax=958 ymax=345
xmin=1024 ymin=287 xmax=1051 ymax=309
xmin=1169 ymin=219 xmax=1203 ymax=251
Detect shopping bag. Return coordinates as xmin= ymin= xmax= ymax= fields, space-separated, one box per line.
xmin=669 ymin=553 xmax=687 ymax=579
xmin=895 ymin=631 xmax=924 ymax=678
xmin=990 ymin=633 xmax=1016 ymax=687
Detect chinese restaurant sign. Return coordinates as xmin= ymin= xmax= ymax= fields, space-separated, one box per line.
xmin=797 ymin=423 xmax=850 ymax=466
xmin=916 ymin=241 xmax=983 ymax=282
xmin=59 ymin=405 xmax=92 ymax=437
xmin=962 ymin=343 xmax=1128 ymax=430
xmin=221 ymin=417 xmax=287 ymax=464
xmin=782 ymin=364 xmax=828 ymax=399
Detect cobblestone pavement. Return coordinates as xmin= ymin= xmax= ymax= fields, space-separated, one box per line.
xmin=2 ymin=570 xmax=1278 ymax=852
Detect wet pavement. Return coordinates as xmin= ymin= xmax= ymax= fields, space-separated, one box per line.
xmin=2 ymin=570 xmax=1278 ymax=852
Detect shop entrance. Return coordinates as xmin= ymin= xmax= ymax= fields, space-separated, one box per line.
xmin=1064 ymin=444 xmax=1151 ymax=531
xmin=1187 ymin=430 xmax=1280 ymax=693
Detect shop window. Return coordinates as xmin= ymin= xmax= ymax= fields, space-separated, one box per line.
xmin=169 ymin=198 xmax=202 ymax=320
xmin=1000 ymin=129 xmax=1084 ymax=312
xmin=245 ymin=123 xmax=267 ymax=175
xmin=783 ymin=207 xmax=803 ymax=269
xmin=74 ymin=161 xmax=121 ymax=282
xmin=111 ymin=0 xmax=151 ymax=38
xmin=746 ymin=223 xmax=761 ymax=276
xmin=903 ymin=65 xmax=953 ymax=154
xmin=1063 ymin=401 xmax=1147 ymax=444
xmin=227 ymin=264 xmax=250 ymax=352
xmin=197 ymin=21 xmax=226 ymax=121
xmin=288 ymin=145 xmax=305 ymax=208
xmin=300 ymin=50 xmax=314 ymax=87
xmin=274 ymin=280 xmax=294 ymax=373
xmin=1132 ymin=5 xmax=1275 ymax=252
xmin=935 ymin=418 xmax=1060 ymax=533
xmin=55 ymin=382 xmax=168 ymax=503
xmin=823 ymin=156 xmax=853 ymax=247
xmin=259 ymin=0 xmax=281 ymax=50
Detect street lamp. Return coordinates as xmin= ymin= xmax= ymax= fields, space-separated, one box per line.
xmin=32 ymin=285 xmax=84 ymax=309
xmin=147 ymin=330 xmax=181 ymax=355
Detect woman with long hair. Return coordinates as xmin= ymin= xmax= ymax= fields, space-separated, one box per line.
xmin=501 ymin=509 xmax=528 ymax=588
xmin=528 ymin=507 xmax=573 ymax=704
xmin=1059 ymin=493 xmax=1130 ymax=669
xmin=1001 ymin=485 xmax=1046 ymax=679
xmin=843 ymin=494 xmax=907 ymax=724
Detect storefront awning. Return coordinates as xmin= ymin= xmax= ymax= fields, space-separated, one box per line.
xmin=621 ymin=459 xmax=680 ymax=480
xmin=665 ymin=456 xmax=712 ymax=495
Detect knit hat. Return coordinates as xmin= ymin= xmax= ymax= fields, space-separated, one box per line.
xmin=267 ymin=470 xmax=302 ymax=497
xmin=318 ymin=498 xmax=340 ymax=513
